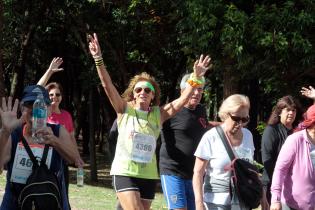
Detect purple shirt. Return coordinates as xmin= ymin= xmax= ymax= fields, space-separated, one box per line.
xmin=271 ymin=129 xmax=315 ymax=210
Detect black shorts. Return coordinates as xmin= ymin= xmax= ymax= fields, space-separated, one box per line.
xmin=112 ymin=175 xmax=157 ymax=200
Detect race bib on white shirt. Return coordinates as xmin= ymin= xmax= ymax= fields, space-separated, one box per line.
xmin=131 ymin=132 xmax=156 ymax=163
xmin=11 ymin=142 xmax=53 ymax=184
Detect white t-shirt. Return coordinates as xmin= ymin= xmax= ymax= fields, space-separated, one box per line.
xmin=194 ymin=126 xmax=255 ymax=206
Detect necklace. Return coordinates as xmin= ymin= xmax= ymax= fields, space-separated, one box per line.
xmin=134 ymin=108 xmax=151 ymax=129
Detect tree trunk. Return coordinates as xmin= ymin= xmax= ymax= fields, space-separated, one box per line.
xmin=246 ymin=79 xmax=261 ymax=162
xmin=223 ymin=64 xmax=239 ymax=98
xmin=88 ymin=87 xmax=98 ymax=182
xmin=10 ymin=24 xmax=35 ymax=97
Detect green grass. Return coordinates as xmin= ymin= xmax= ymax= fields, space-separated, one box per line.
xmin=0 ymin=170 xmax=167 ymax=210
xmin=1 ymin=171 xmax=261 ymax=210
xmin=69 ymin=184 xmax=167 ymax=210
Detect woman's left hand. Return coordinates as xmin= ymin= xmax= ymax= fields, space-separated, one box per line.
xmin=193 ymin=54 xmax=212 ymax=78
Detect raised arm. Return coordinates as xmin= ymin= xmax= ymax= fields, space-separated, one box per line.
xmin=301 ymin=86 xmax=315 ymax=104
xmin=160 ymin=54 xmax=212 ymax=124
xmin=37 ymin=57 xmax=64 ymax=86
xmin=88 ymin=33 xmax=126 ymax=114
xmin=0 ymin=97 xmax=22 ymax=168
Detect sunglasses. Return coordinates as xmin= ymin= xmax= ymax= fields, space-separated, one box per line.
xmin=134 ymin=87 xmax=152 ymax=94
xmin=228 ymin=113 xmax=250 ymax=124
xmin=49 ymin=93 xmax=61 ymax=97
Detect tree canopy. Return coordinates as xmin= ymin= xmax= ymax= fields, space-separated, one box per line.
xmin=1 ymin=0 xmax=315 ymax=167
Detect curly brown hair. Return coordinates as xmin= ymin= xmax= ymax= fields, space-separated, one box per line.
xmin=122 ymin=72 xmax=161 ymax=106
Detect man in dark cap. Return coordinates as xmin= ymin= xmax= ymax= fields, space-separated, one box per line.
xmin=0 ymin=85 xmax=80 ymax=210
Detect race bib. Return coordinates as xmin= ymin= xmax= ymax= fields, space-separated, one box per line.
xmin=131 ymin=132 xmax=156 ymax=163
xmin=11 ymin=142 xmax=53 ymax=184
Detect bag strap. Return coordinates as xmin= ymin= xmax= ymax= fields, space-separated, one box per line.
xmin=21 ymin=137 xmax=38 ymax=167
xmin=215 ymin=126 xmax=235 ymax=161
xmin=21 ymin=137 xmax=50 ymax=167
xmin=40 ymin=145 xmax=50 ymax=165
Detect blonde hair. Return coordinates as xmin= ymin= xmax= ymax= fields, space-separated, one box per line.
xmin=218 ymin=94 xmax=250 ymax=121
xmin=122 ymin=72 xmax=161 ymax=106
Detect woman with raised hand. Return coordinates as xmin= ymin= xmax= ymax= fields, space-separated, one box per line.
xmin=0 ymin=85 xmax=78 ymax=210
xmin=88 ymin=33 xmax=212 ymax=210
xmin=37 ymin=57 xmax=83 ymax=208
xmin=37 ymin=57 xmax=78 ymax=148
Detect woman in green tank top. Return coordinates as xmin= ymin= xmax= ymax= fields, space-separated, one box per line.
xmin=88 ymin=33 xmax=212 ymax=210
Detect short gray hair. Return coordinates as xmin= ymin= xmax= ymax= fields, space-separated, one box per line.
xmin=180 ymin=74 xmax=191 ymax=90
xmin=218 ymin=94 xmax=250 ymax=121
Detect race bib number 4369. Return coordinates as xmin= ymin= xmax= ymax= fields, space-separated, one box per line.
xmin=10 ymin=142 xmax=52 ymax=184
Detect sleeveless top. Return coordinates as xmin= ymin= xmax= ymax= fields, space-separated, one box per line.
xmin=110 ymin=105 xmax=161 ymax=179
xmin=0 ymin=124 xmax=69 ymax=210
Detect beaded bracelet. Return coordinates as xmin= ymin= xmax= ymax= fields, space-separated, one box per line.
xmin=93 ymin=55 xmax=102 ymax=60
xmin=187 ymin=79 xmax=201 ymax=88
xmin=93 ymin=55 xmax=104 ymax=67
xmin=189 ymin=73 xmax=205 ymax=85
xmin=95 ymin=58 xmax=104 ymax=67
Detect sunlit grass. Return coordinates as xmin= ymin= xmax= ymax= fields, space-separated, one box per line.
xmin=0 ymin=170 xmax=167 ymax=210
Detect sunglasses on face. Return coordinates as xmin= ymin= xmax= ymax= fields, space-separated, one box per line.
xmin=49 ymin=93 xmax=61 ymax=97
xmin=228 ymin=113 xmax=250 ymax=124
xmin=134 ymin=87 xmax=152 ymax=94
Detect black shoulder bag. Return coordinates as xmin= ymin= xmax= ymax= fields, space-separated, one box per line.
xmin=215 ymin=126 xmax=262 ymax=209
xmin=18 ymin=137 xmax=62 ymax=210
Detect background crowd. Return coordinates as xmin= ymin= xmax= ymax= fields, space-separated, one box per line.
xmin=1 ymin=30 xmax=315 ymax=210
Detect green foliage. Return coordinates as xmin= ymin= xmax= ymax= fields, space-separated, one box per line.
xmin=253 ymin=160 xmax=264 ymax=171
xmin=256 ymin=121 xmax=267 ymax=136
xmin=177 ymin=0 xmax=315 ymax=114
xmin=2 ymin=0 xmax=315 ymax=127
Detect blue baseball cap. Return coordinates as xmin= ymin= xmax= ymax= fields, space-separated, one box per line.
xmin=21 ymin=85 xmax=51 ymax=105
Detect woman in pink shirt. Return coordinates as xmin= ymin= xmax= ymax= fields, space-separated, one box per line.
xmin=37 ymin=57 xmax=83 ymax=208
xmin=46 ymin=82 xmax=74 ymax=134
xmin=38 ymin=57 xmax=78 ymax=147
xmin=270 ymin=104 xmax=315 ymax=210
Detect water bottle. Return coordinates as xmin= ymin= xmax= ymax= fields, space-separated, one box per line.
xmin=32 ymin=93 xmax=47 ymax=143
xmin=77 ymin=166 xmax=84 ymax=187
